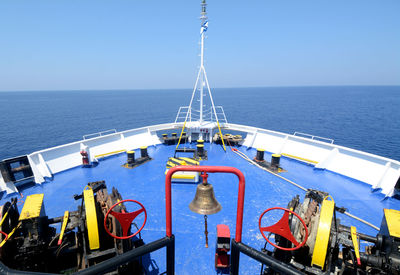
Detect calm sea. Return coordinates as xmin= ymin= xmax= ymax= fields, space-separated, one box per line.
xmin=1 ymin=86 xmax=399 ymax=161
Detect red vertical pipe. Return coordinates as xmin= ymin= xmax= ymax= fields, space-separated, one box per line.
xmin=165 ymin=165 xmax=246 ymax=242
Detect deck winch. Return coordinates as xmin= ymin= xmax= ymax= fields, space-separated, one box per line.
xmin=257 ymin=190 xmax=400 ymax=275
xmin=213 ymin=133 xmax=243 ymax=147
xmin=0 ymin=181 xmax=147 ymax=274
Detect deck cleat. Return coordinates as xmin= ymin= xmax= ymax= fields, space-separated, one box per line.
xmin=254 ymin=149 xmax=286 ymax=172
xmin=122 ymin=146 xmax=152 ymax=169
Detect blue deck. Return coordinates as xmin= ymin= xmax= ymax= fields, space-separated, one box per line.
xmin=2 ymin=143 xmax=400 ymax=274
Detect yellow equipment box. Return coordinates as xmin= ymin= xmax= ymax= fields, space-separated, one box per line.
xmin=383 ymin=209 xmax=400 ymax=238
xmin=19 ymin=194 xmax=45 ymax=220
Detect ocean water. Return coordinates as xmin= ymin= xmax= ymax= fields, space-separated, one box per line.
xmin=1 ymin=86 xmax=399 ymax=161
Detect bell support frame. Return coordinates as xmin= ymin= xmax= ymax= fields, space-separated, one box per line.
xmin=165 ymin=165 xmax=246 ymax=242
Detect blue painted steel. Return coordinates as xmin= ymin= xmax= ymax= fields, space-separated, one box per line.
xmin=1 ymin=143 xmax=399 ymax=274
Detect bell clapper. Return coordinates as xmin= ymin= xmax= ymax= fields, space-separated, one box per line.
xmin=204 ymin=214 xmax=208 ymax=248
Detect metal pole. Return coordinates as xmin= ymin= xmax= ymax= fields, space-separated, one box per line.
xmin=199 ymin=0 xmax=207 ymax=124
xmin=166 ymin=235 xmax=175 ymax=275
xmin=203 ymin=69 xmax=226 ymax=151
xmin=186 ymin=68 xmax=201 ymax=124
xmin=230 ymin=240 xmax=240 ymax=275
xmin=199 ymin=66 xmax=204 ymax=124
xmin=231 ymin=240 xmax=304 ymax=275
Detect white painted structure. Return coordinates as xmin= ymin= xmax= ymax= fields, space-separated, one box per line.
xmin=1 ymin=121 xmax=399 ymax=197
xmin=227 ymin=123 xmax=400 ymax=197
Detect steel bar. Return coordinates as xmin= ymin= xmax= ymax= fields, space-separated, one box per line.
xmin=231 ymin=240 xmax=304 ymax=275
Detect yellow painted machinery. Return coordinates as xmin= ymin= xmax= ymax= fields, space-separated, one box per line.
xmin=258 ymin=190 xmax=400 ymax=275
xmin=0 ymin=181 xmax=147 ymax=274
xmin=166 ymin=157 xmax=200 ymax=183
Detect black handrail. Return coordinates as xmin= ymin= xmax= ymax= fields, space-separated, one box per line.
xmin=0 ymin=236 xmax=175 ymax=275
xmin=230 ymin=240 xmax=304 ymax=275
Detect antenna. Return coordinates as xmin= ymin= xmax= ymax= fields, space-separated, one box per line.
xmin=198 ymin=0 xmax=207 ymax=123
xmin=176 ymin=0 xmax=226 ymax=150
xmin=185 ymin=0 xmax=219 ymax=125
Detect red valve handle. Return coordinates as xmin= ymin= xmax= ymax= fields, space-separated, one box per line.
xmin=258 ymin=207 xmax=308 ymax=251
xmin=0 ymin=230 xmax=8 ymax=241
xmin=104 ymin=199 xmax=147 ymax=240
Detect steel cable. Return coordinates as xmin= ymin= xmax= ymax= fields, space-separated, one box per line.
xmin=229 ymin=146 xmax=379 ymax=231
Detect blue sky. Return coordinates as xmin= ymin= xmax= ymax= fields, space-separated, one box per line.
xmin=0 ymin=0 xmax=399 ymax=91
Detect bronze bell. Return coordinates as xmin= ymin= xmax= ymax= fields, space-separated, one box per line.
xmin=189 ymin=181 xmax=222 ymax=215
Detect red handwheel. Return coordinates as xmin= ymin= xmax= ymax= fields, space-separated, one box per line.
xmin=104 ymin=199 xmax=147 ymax=240
xmin=258 ymin=207 xmax=308 ymax=251
xmin=0 ymin=230 xmax=8 ymax=241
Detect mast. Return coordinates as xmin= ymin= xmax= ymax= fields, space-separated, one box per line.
xmin=199 ymin=0 xmax=207 ymax=123
xmin=185 ymin=0 xmax=211 ymax=124
xmin=175 ymin=0 xmax=226 ymax=150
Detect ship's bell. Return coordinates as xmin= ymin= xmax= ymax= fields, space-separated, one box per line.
xmin=189 ymin=181 xmax=222 ymax=215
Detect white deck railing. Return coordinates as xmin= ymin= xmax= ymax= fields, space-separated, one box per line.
xmin=174 ymin=106 xmax=228 ymax=124
xmin=293 ymin=132 xmax=334 ymax=144
xmin=1 ymin=121 xmax=399 ymax=197
xmin=225 ymin=123 xmax=400 ymax=197
xmin=25 ymin=122 xmax=182 ymax=187
xmin=83 ymin=129 xmax=117 ymax=140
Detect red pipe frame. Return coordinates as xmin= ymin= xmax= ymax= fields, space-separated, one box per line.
xmin=165 ymin=165 xmax=246 ymax=243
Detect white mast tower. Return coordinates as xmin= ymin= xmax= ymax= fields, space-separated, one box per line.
xmin=175 ymin=0 xmax=226 ymax=150
xmin=198 ymin=0 xmax=208 ymax=125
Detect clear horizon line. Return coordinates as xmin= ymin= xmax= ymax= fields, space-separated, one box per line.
xmin=1 ymin=84 xmax=400 ymax=93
